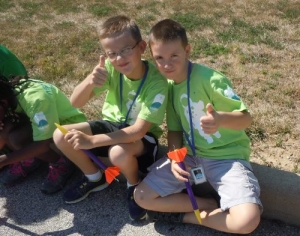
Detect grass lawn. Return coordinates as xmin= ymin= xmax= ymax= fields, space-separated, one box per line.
xmin=1 ymin=0 xmax=299 ymax=173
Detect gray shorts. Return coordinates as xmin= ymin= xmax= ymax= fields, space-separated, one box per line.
xmin=143 ymin=155 xmax=263 ymax=211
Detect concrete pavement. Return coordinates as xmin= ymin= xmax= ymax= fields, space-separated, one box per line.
xmin=1 ymin=150 xmax=300 ymax=235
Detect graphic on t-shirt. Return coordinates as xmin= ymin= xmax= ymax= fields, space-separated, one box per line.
xmin=150 ymin=94 xmax=165 ymax=112
xmin=224 ymin=86 xmax=240 ymax=100
xmin=180 ymin=94 xmax=221 ymax=144
xmin=126 ymin=90 xmax=141 ymax=125
xmin=33 ymin=112 xmax=49 ymax=130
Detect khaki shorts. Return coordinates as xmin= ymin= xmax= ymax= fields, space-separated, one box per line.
xmin=143 ymin=155 xmax=263 ymax=211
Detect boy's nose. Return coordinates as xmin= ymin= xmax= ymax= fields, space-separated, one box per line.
xmin=164 ymin=61 xmax=173 ymax=69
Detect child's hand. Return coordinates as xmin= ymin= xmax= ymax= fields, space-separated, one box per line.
xmin=65 ymin=129 xmax=94 ymax=150
xmin=171 ymin=159 xmax=190 ymax=182
xmin=200 ymin=103 xmax=220 ymax=134
xmin=89 ymin=55 xmax=108 ymax=87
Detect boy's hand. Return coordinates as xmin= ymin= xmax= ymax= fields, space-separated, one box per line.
xmin=65 ymin=129 xmax=95 ymax=150
xmin=171 ymin=159 xmax=190 ymax=182
xmin=200 ymin=103 xmax=220 ymax=134
xmin=89 ymin=55 xmax=108 ymax=87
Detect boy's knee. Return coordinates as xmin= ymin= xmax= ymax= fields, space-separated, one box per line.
xmin=134 ymin=185 xmax=148 ymax=208
xmin=235 ymin=215 xmax=260 ymax=234
xmin=134 ymin=182 xmax=157 ymax=210
xmin=230 ymin=204 xmax=261 ymax=234
xmin=53 ymin=129 xmax=65 ymax=146
xmin=109 ymin=145 xmax=130 ymax=165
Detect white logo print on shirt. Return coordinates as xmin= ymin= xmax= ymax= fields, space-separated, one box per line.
xmin=34 ymin=112 xmax=49 ymax=131
xmin=180 ymin=94 xmax=221 ymax=144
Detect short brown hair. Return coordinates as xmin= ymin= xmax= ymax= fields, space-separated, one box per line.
xmin=99 ymin=15 xmax=142 ymax=42
xmin=149 ymin=19 xmax=188 ymax=47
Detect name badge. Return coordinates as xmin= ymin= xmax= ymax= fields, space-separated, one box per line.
xmin=190 ymin=166 xmax=207 ymax=185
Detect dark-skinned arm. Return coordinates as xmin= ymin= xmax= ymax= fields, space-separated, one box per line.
xmin=0 ymin=139 xmax=52 ymax=169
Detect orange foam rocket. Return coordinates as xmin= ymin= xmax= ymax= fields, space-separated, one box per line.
xmin=167 ymin=147 xmax=202 ymax=224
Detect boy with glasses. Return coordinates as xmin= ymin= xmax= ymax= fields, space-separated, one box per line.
xmin=53 ymin=15 xmax=168 ymax=221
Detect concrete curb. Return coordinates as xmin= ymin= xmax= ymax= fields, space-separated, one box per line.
xmin=252 ymin=163 xmax=300 ymax=227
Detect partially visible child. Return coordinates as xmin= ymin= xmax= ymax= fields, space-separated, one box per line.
xmin=53 ymin=15 xmax=168 ymax=221
xmin=0 ymin=44 xmax=27 ymax=78
xmin=134 ymin=19 xmax=262 ymax=234
xmin=0 ymin=44 xmax=27 ymax=155
xmin=0 ymin=75 xmax=87 ymax=194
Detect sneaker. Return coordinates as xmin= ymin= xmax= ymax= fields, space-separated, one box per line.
xmin=146 ymin=211 xmax=185 ymax=224
xmin=63 ymin=173 xmax=108 ymax=204
xmin=127 ymin=185 xmax=147 ymax=221
xmin=40 ymin=157 xmax=75 ymax=194
xmin=1 ymin=158 xmax=41 ymax=185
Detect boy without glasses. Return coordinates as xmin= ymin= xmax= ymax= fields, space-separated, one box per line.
xmin=53 ymin=15 xmax=168 ymax=221
xmin=134 ymin=19 xmax=262 ymax=234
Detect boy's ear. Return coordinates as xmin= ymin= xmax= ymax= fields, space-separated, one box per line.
xmin=185 ymin=44 xmax=191 ymax=57
xmin=139 ymin=40 xmax=147 ymax=53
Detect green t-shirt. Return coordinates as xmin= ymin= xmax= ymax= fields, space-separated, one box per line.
xmin=0 ymin=44 xmax=27 ymax=78
xmin=93 ymin=60 xmax=168 ymax=139
xmin=15 ymin=79 xmax=87 ymax=141
xmin=167 ymin=63 xmax=250 ymax=161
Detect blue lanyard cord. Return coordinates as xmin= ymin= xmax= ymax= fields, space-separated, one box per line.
xmin=171 ymin=61 xmax=196 ymax=156
xmin=119 ymin=62 xmax=148 ymax=127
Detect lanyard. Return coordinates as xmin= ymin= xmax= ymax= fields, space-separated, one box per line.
xmin=119 ymin=62 xmax=148 ymax=127
xmin=171 ymin=61 xmax=196 ymax=156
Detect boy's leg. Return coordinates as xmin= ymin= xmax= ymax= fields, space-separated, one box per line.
xmin=53 ymin=122 xmax=99 ymax=174
xmin=184 ymin=202 xmax=260 ymax=234
xmin=188 ymin=159 xmax=262 ymax=234
xmin=108 ymin=139 xmax=145 ymax=220
xmin=108 ymin=133 xmax=158 ymax=221
xmin=53 ymin=121 xmax=116 ymax=203
xmin=135 ymin=156 xmax=218 ymax=214
xmin=143 ymin=158 xmax=262 ymax=234
xmin=109 ymin=133 xmax=157 ymax=184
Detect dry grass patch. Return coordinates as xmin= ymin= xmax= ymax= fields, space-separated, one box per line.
xmin=0 ymin=0 xmax=299 ymax=173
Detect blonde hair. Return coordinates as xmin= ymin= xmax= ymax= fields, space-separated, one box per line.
xmin=99 ymin=15 xmax=142 ymax=42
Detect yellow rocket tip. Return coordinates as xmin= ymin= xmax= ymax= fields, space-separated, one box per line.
xmin=194 ymin=209 xmax=202 ymax=225
xmin=54 ymin=123 xmax=68 ymax=135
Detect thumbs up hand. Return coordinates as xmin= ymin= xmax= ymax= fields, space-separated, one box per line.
xmin=200 ymin=103 xmax=220 ymax=134
xmin=89 ymin=55 xmax=108 ymax=87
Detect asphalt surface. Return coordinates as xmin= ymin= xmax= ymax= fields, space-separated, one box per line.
xmin=1 ymin=164 xmax=300 ymax=236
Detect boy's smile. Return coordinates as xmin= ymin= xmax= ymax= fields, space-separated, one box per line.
xmin=150 ymin=39 xmax=190 ymax=84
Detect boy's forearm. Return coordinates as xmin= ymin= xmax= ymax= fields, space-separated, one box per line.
xmin=219 ymin=111 xmax=252 ymax=130
xmin=92 ymin=119 xmax=152 ymax=148
xmin=70 ymin=78 xmax=95 ymax=108
xmin=167 ymin=131 xmax=184 ymax=151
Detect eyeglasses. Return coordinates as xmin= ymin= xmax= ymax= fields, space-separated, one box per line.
xmin=106 ymin=41 xmax=140 ymax=60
